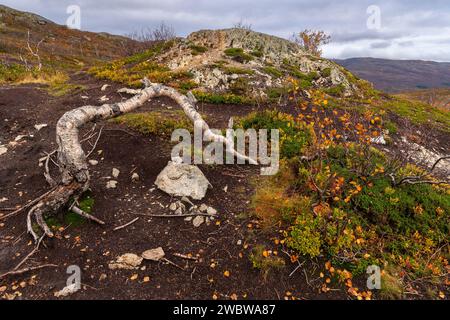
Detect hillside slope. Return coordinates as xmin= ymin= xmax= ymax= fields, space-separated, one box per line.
xmin=0 ymin=4 xmax=137 ymax=69
xmin=335 ymin=57 xmax=450 ymax=93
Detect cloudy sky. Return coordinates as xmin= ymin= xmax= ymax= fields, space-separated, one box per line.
xmin=2 ymin=0 xmax=450 ymax=61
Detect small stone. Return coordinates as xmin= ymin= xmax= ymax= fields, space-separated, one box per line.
xmin=34 ymin=124 xmax=48 ymax=131
xmin=101 ymin=84 xmax=110 ymax=91
xmin=99 ymin=273 xmax=107 ymax=281
xmin=81 ymin=95 xmax=89 ymax=99
xmin=192 ymin=216 xmax=205 ymax=227
xmin=223 ymin=185 xmax=228 ymax=192
xmin=207 ymin=207 xmax=217 ymax=215
xmin=112 ymin=168 xmax=120 ymax=179
xmin=0 ymin=146 xmax=7 ymax=156
xmin=131 ymin=172 xmax=140 ymax=182
xmin=88 ymin=160 xmax=98 ymax=166
xmin=199 ymin=204 xmax=208 ymax=212
xmin=169 ymin=203 xmax=178 ymax=211
xmin=142 ymin=247 xmax=165 ymax=261
xmin=237 ymin=240 xmax=242 ymax=246
xmin=175 ymin=208 xmax=183 ymax=215
xmin=54 ymin=284 xmax=80 ymax=298
xmin=184 ymin=216 xmax=193 ymax=222
xmin=108 ymin=253 xmax=143 ymax=270
xmin=99 ymin=95 xmax=109 ymax=102
xmin=106 ymin=180 xmax=118 ymax=189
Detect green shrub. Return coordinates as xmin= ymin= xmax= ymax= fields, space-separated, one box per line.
xmin=224 ymin=48 xmax=253 ymax=63
xmin=263 ymin=66 xmax=283 ymax=78
xmin=190 ymin=45 xmax=208 ymax=55
xmin=192 ymin=90 xmax=255 ymax=105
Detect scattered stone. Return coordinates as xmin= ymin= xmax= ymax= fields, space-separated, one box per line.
xmin=99 ymin=273 xmax=107 ymax=281
xmin=206 ymin=207 xmax=217 ymax=215
xmin=14 ymin=135 xmax=27 ymax=142
xmin=223 ymin=185 xmax=228 ymax=193
xmin=175 ymin=208 xmax=183 ymax=215
xmin=34 ymin=123 xmax=48 ymax=131
xmin=169 ymin=202 xmax=178 ymax=211
xmin=199 ymin=204 xmax=208 ymax=212
xmin=237 ymin=240 xmax=242 ymax=246
xmin=0 ymin=146 xmax=6 ymax=156
xmin=54 ymin=284 xmax=80 ymax=298
xmin=108 ymin=253 xmax=143 ymax=270
xmin=112 ymin=168 xmax=120 ymax=179
xmin=142 ymin=247 xmax=165 ymax=261
xmin=131 ymin=172 xmax=140 ymax=182
xmin=155 ymin=161 xmax=211 ymax=200
xmin=106 ymin=180 xmax=118 ymax=189
xmin=99 ymin=95 xmax=109 ymax=102
xmin=101 ymin=84 xmax=110 ymax=91
xmin=181 ymin=196 xmax=194 ymax=207
xmin=192 ymin=215 xmax=205 ymax=227
xmin=88 ymin=160 xmax=99 ymax=166
xmin=184 ymin=216 xmax=193 ymax=222
xmin=81 ymin=95 xmax=89 ymax=100
xmin=0 ymin=197 xmax=8 ymax=203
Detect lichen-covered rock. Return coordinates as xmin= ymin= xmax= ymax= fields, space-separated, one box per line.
xmin=155 ymin=28 xmax=358 ymax=98
xmin=155 ymin=161 xmax=211 ymax=200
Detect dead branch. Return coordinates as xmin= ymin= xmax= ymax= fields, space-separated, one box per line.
xmin=0 ymin=264 xmax=58 ymax=279
xmin=113 ymin=217 xmax=139 ymax=231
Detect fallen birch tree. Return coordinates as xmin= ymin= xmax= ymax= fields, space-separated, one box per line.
xmin=16 ymin=79 xmax=256 ymax=241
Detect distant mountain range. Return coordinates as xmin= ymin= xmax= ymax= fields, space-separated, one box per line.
xmin=334 ymin=58 xmax=450 ymax=93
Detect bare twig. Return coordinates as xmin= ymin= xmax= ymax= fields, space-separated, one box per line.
xmin=113 ymin=217 xmax=139 ymax=231
xmin=0 ymin=264 xmax=57 ymax=279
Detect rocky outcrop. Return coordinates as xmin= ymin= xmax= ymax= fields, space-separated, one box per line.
xmin=156 ymin=28 xmax=358 ymax=98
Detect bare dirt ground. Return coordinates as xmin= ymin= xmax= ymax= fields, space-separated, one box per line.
xmin=0 ymin=73 xmax=353 ymax=300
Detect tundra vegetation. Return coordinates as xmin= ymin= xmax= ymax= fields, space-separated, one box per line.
xmin=0 ymin=13 xmax=448 ymax=300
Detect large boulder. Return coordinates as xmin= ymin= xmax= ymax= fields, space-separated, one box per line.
xmin=155 ymin=161 xmax=211 ymax=200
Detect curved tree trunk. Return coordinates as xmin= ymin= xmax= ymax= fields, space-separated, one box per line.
xmin=27 ymin=81 xmax=256 ymax=241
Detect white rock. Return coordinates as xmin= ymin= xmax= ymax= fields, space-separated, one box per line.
xmin=112 ymin=168 xmax=120 ymax=179
xmin=142 ymin=247 xmax=165 ymax=261
xmin=14 ymin=135 xmax=27 ymax=142
xmin=99 ymin=95 xmax=109 ymax=102
xmin=81 ymin=95 xmax=89 ymax=99
xmin=169 ymin=202 xmax=178 ymax=211
xmin=131 ymin=172 xmax=140 ymax=182
xmin=155 ymin=161 xmax=211 ymax=200
xmin=0 ymin=197 xmax=8 ymax=203
xmin=101 ymin=84 xmax=110 ymax=91
xmin=206 ymin=207 xmax=217 ymax=215
xmin=34 ymin=124 xmax=48 ymax=131
xmin=106 ymin=180 xmax=118 ymax=189
xmin=88 ymin=160 xmax=99 ymax=166
xmin=54 ymin=283 xmax=80 ymax=298
xmin=184 ymin=216 xmax=193 ymax=222
xmin=223 ymin=185 xmax=228 ymax=193
xmin=108 ymin=253 xmax=143 ymax=270
xmin=371 ymin=135 xmax=387 ymax=145
xmin=0 ymin=146 xmax=7 ymax=156
xmin=199 ymin=204 xmax=208 ymax=212
xmin=192 ymin=215 xmax=205 ymax=227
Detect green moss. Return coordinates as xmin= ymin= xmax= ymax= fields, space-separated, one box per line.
xmin=325 ymin=84 xmax=346 ymax=97
xmin=222 ymin=66 xmax=254 ymax=75
xmin=230 ymin=77 xmax=250 ymax=95
xmin=224 ymin=48 xmax=253 ymax=63
xmin=381 ymin=97 xmax=450 ymax=130
xmin=322 ymin=67 xmax=332 ymax=77
xmin=192 ymin=90 xmax=255 ymax=105
xmin=235 ymin=110 xmax=314 ymax=158
xmin=113 ymin=111 xmax=193 ymax=135
xmin=249 ymin=245 xmax=285 ymax=279
xmin=263 ymin=66 xmax=283 ymax=78
xmin=189 ymin=44 xmax=208 ymax=56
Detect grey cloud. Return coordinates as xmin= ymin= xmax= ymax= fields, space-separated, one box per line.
xmin=1 ymin=0 xmax=449 ymax=61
